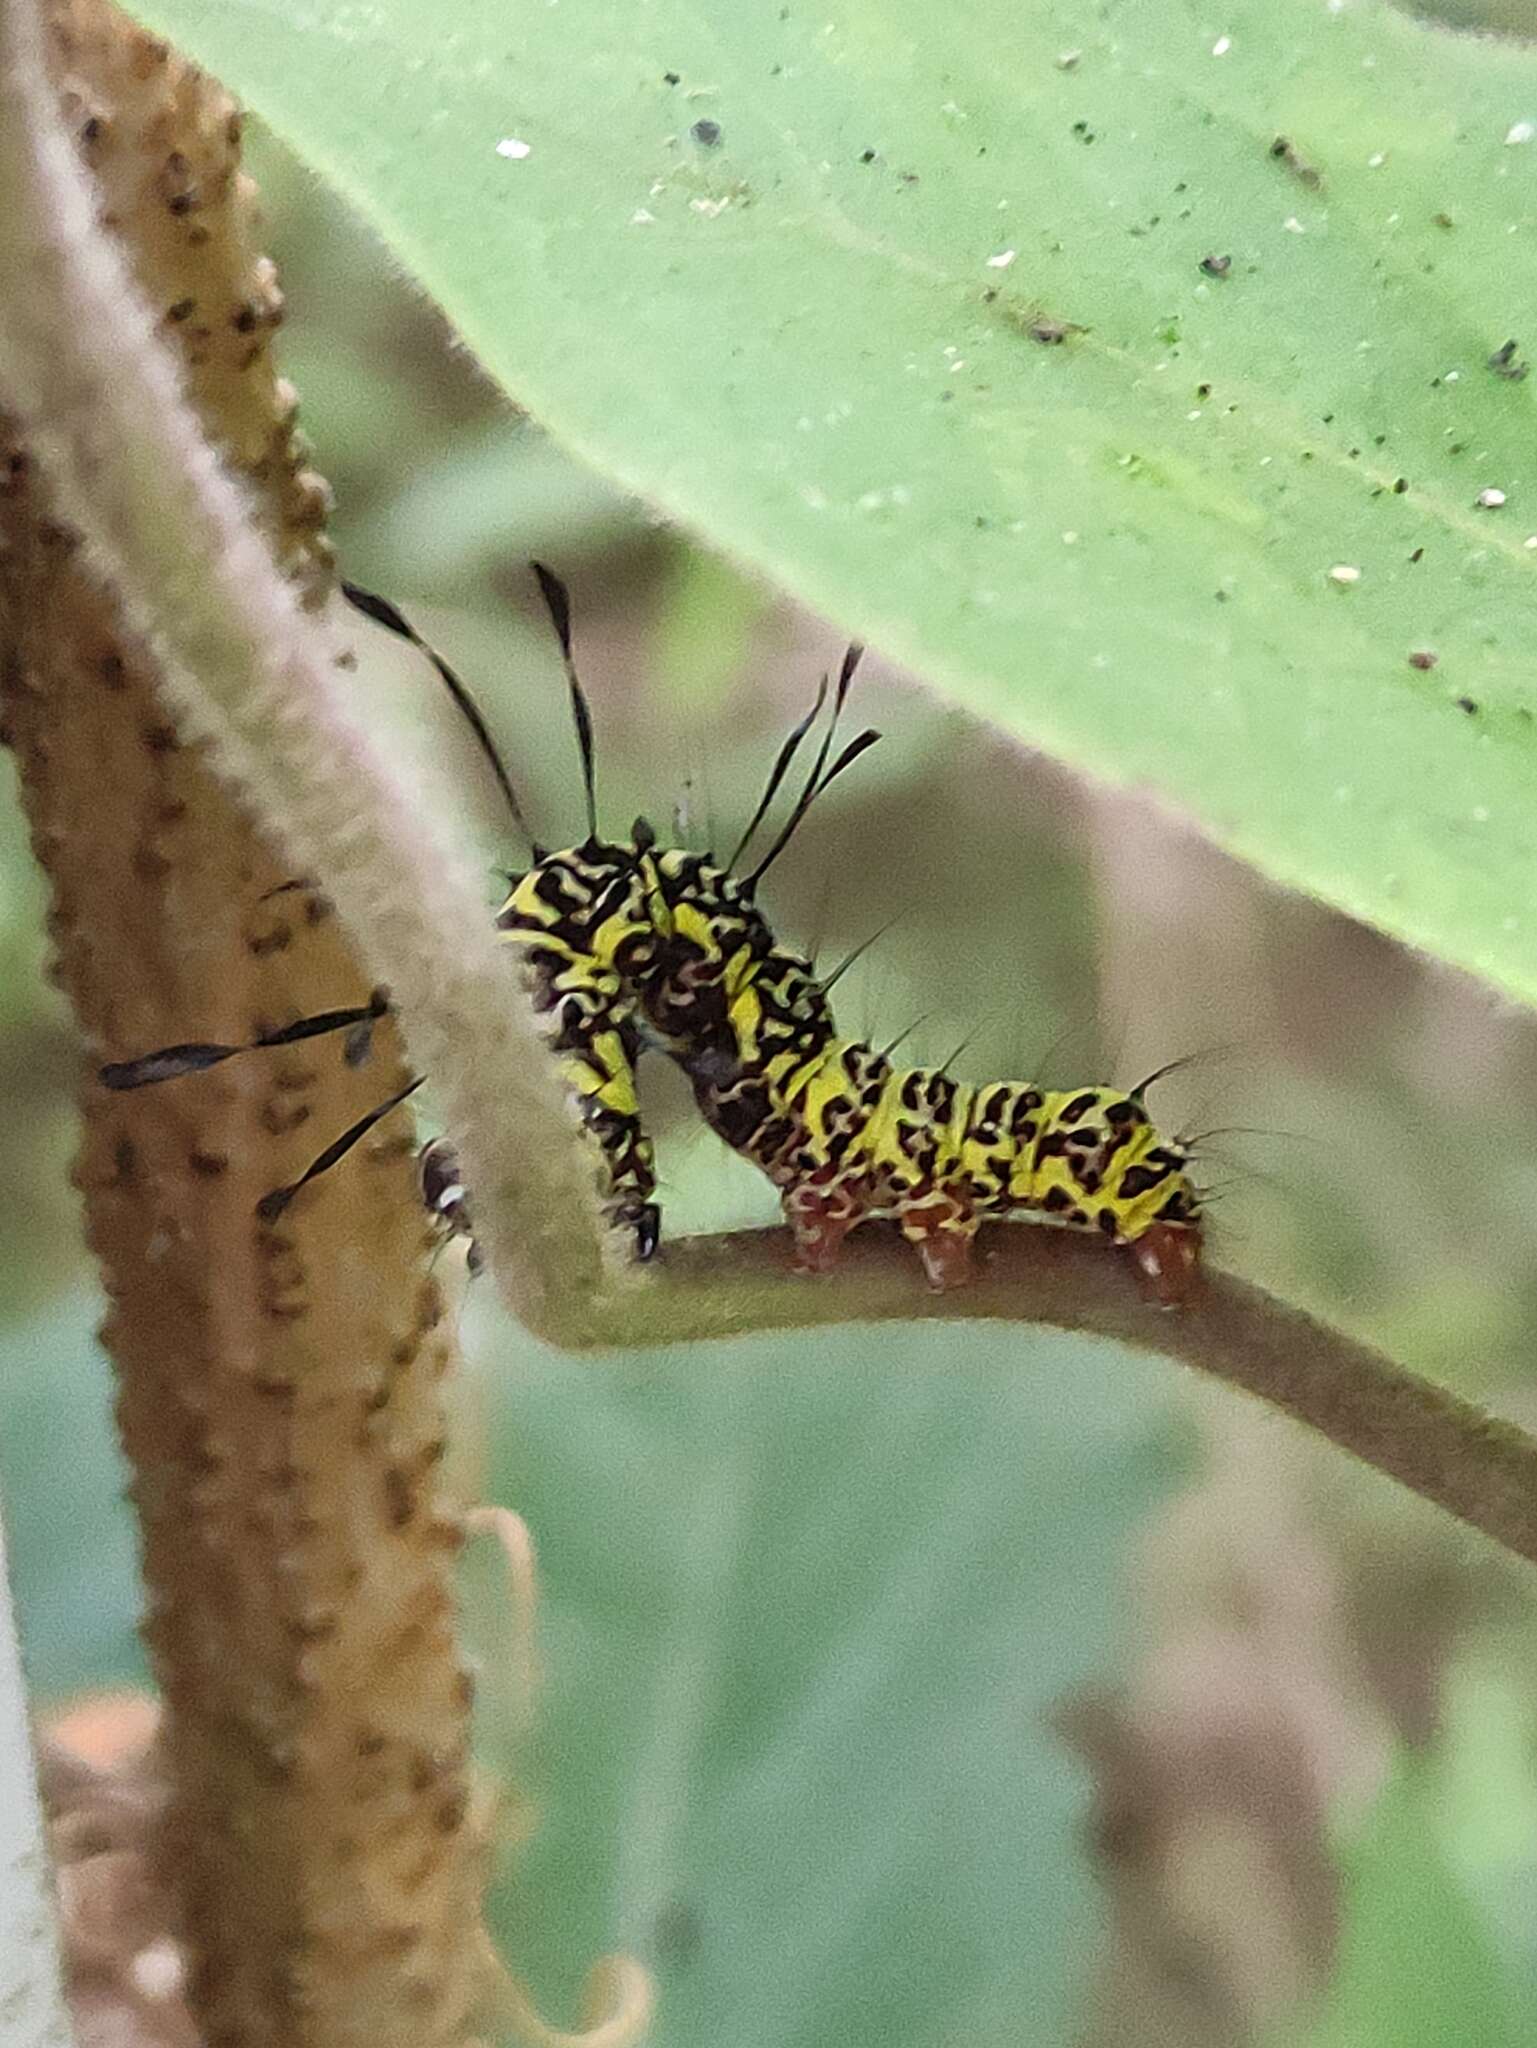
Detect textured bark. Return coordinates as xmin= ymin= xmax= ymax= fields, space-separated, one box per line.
xmin=0 ymin=5 xmax=489 ymax=2042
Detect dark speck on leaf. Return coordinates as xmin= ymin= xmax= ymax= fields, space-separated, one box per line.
xmin=1028 ymin=316 xmax=1083 ymax=345
xmin=1393 ymin=476 xmax=1408 ymax=493
xmin=663 ymin=70 xmax=680 ymax=85
xmin=1270 ymin=134 xmax=1322 ymax=188
xmin=1198 ymin=252 xmax=1232 ymax=278
xmin=898 ymin=169 xmax=919 ymax=184
xmin=1433 ymin=211 xmax=1454 ymax=230
xmin=859 ymin=148 xmax=877 ymax=163
xmin=1408 ymin=650 xmax=1439 ymax=672
xmin=1409 ymin=546 xmax=1424 ymax=563
xmin=1456 ymin=694 xmax=1480 ymax=713
xmin=691 ymin=118 xmax=722 ymax=146
xmin=1489 ymin=339 xmax=1529 ymax=381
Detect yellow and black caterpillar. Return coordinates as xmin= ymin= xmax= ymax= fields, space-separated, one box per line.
xmin=101 ymin=570 xmax=1204 ymax=1304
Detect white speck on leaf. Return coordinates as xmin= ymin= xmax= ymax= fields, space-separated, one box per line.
xmin=1211 ymin=34 xmax=1232 ymax=56
xmin=1367 ymin=151 xmax=1385 ymax=167
xmin=1505 ymin=120 xmax=1536 ymax=145
xmin=1473 ymin=806 xmax=1491 ymax=823
xmin=1283 ymin=215 xmax=1306 ymax=234
xmin=1477 ymin=487 xmax=1507 ymax=508
xmin=1056 ymin=48 xmax=1081 ymax=69
xmin=986 ymin=248 xmax=1017 ymax=269
xmin=496 ymin=137 xmax=532 ymax=159
xmin=630 ymin=208 xmax=655 ymax=224
xmin=1328 ymin=563 xmax=1361 ymax=585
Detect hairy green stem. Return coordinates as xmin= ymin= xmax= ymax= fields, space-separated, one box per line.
xmin=0 ymin=0 xmax=616 ymax=1334
xmin=541 ymin=1227 xmax=1537 ymax=1572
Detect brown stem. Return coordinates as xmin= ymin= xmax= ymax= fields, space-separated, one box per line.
xmin=0 ymin=0 xmax=614 ymax=1337
xmin=550 ymin=1227 xmax=1537 ymax=1572
xmin=0 ymin=4 xmax=491 ymax=2041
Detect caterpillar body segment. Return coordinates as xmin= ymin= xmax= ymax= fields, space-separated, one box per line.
xmin=687 ymin=1016 xmax=1204 ymax=1303
xmin=99 ymin=568 xmax=1206 ymax=1307
xmin=491 ymin=836 xmax=834 ymax=1257
xmin=495 ymin=821 xmax=1206 ymax=1301
xmin=494 ymin=837 xmax=661 ymax=1254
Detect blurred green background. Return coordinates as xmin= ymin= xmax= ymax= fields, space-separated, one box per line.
xmin=10 ymin=6 xmax=1537 ymax=2038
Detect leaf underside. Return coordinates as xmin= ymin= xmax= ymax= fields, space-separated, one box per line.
xmin=126 ymin=0 xmax=1537 ymax=1000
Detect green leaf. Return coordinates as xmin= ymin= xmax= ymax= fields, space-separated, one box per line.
xmin=473 ymin=1315 xmax=1188 ymax=2048
xmin=1286 ymin=1754 xmax=1530 ymax=2048
xmin=0 ymin=1291 xmax=145 ymax=1699
xmin=123 ymin=0 xmax=1537 ymax=1000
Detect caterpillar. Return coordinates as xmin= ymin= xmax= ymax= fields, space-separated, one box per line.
xmin=100 ymin=569 xmax=1204 ymax=1305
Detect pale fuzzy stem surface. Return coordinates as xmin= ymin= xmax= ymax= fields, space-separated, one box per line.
xmin=0 ymin=1511 xmax=77 ymax=2048
xmin=0 ymin=0 xmax=616 ymax=1334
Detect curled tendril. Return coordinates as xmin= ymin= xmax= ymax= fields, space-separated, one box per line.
xmin=490 ymin=1956 xmax=655 ymax=2048
xmin=467 ymin=1507 xmax=653 ymax=2045
xmin=467 ymin=1504 xmax=543 ymax=1737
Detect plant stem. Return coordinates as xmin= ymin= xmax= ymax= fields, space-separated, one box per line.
xmin=0 ymin=0 xmax=615 ymax=1339
xmin=548 ymin=1227 xmax=1537 ymax=1572
xmin=0 ymin=3 xmax=494 ymax=2040
xmin=0 ymin=1508 xmax=76 ymax=2048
